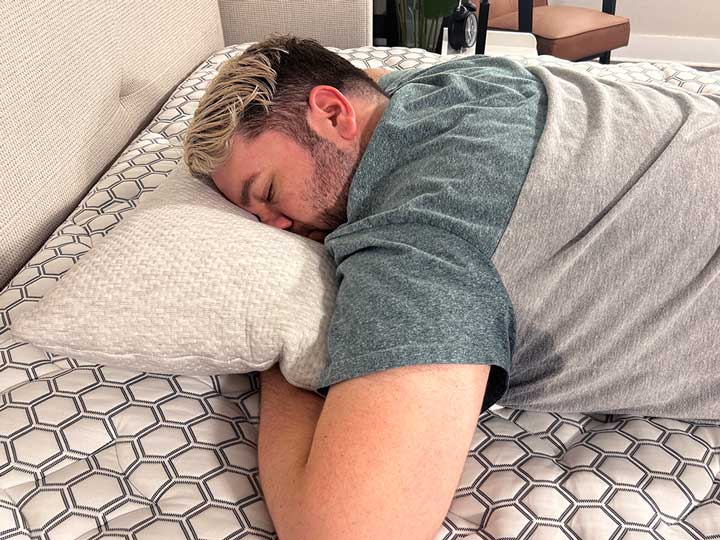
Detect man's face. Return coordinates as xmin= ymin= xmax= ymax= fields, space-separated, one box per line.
xmin=212 ymin=130 xmax=362 ymax=240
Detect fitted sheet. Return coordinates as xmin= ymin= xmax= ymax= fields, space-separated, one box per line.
xmin=1 ymin=44 xmax=719 ymax=540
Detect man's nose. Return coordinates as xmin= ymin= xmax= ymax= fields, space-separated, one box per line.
xmin=258 ymin=209 xmax=293 ymax=230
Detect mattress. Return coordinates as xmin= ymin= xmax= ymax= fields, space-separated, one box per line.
xmin=1 ymin=44 xmax=719 ymax=540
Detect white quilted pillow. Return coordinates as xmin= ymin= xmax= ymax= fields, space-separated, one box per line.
xmin=11 ymin=163 xmax=337 ymax=389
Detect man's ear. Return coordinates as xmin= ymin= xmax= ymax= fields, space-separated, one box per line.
xmin=306 ymin=85 xmax=358 ymax=145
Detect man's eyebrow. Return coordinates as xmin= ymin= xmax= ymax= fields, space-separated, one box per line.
xmin=239 ymin=173 xmax=258 ymax=207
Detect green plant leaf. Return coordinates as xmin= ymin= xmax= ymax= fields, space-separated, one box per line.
xmin=422 ymin=0 xmax=457 ymax=19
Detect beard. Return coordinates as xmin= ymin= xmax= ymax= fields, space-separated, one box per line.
xmin=305 ymin=136 xmax=362 ymax=232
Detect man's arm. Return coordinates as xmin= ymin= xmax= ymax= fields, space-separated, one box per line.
xmin=258 ymin=362 xmax=490 ymax=540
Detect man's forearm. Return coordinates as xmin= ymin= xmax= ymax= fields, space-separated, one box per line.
xmin=258 ymin=365 xmax=325 ymax=538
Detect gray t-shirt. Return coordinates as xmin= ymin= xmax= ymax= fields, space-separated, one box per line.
xmin=317 ymin=56 xmax=548 ymax=410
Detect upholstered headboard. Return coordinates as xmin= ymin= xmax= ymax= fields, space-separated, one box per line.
xmin=0 ymin=0 xmax=374 ymax=289
xmin=218 ymin=0 xmax=373 ymax=49
xmin=0 ymin=1 xmax=225 ymax=287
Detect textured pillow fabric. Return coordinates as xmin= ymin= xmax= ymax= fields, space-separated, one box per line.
xmin=11 ymin=164 xmax=337 ymax=389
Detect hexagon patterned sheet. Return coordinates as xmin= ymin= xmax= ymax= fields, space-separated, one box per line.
xmin=2 ymin=44 xmax=720 ymax=540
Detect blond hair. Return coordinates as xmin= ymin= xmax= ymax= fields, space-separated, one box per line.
xmin=183 ymin=34 xmax=384 ymax=179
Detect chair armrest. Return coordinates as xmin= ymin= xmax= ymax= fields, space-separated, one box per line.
xmin=518 ymin=0 xmax=617 ymax=35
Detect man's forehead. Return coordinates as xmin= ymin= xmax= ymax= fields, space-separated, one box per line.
xmin=212 ymin=159 xmax=254 ymax=205
xmin=212 ymin=134 xmax=261 ymax=193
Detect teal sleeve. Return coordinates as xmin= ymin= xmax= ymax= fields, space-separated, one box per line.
xmin=318 ymin=222 xmax=514 ymax=411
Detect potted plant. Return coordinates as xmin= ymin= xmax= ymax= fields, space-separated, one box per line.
xmin=395 ymin=0 xmax=460 ymax=50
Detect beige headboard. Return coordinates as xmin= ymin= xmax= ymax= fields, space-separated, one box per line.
xmin=0 ymin=1 xmax=225 ymax=288
xmin=0 ymin=0 xmax=374 ymax=289
xmin=218 ymin=0 xmax=373 ymax=49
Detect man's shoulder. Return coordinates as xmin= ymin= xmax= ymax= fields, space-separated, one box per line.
xmin=379 ymin=55 xmax=540 ymax=93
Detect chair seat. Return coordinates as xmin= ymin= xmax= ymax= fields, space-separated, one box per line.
xmin=489 ymin=5 xmax=630 ymax=61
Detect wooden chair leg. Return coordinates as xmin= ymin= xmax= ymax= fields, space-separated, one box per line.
xmin=599 ymin=51 xmax=611 ymax=64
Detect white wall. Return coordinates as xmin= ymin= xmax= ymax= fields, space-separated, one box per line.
xmin=552 ymin=0 xmax=720 ymax=66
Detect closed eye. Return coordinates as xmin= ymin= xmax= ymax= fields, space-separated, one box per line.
xmin=265 ymin=180 xmax=274 ymax=204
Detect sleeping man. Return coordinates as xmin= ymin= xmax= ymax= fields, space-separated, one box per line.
xmin=183 ymin=35 xmax=720 ymax=540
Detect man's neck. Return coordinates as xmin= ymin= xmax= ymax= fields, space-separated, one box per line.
xmin=355 ymin=96 xmax=390 ymax=155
